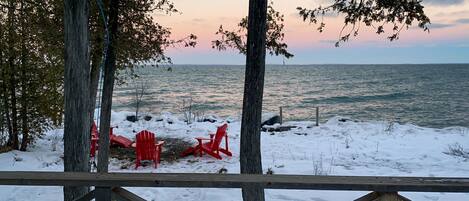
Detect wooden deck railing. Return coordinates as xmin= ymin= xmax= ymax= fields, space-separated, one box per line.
xmin=1 ymin=171 xmax=469 ymax=201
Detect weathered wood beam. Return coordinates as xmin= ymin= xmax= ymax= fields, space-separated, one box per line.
xmin=355 ymin=191 xmax=380 ymax=201
xmin=1 ymin=172 xmax=469 ymax=193
xmin=112 ymin=187 xmax=146 ymax=201
xmin=71 ymin=190 xmax=95 ymax=201
xmin=355 ymin=192 xmax=412 ymax=201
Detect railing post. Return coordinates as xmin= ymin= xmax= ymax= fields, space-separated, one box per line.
xmin=315 ymin=106 xmax=319 ymax=126
xmin=279 ymin=106 xmax=283 ymax=125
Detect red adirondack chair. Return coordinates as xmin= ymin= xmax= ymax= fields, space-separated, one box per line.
xmin=135 ymin=130 xmax=165 ymax=169
xmin=90 ymin=123 xmax=99 ymax=157
xmin=90 ymin=122 xmax=133 ymax=157
xmin=181 ymin=123 xmax=232 ymax=160
xmin=109 ymin=126 xmax=133 ymax=148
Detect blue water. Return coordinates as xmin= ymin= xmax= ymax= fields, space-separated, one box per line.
xmin=113 ymin=64 xmax=469 ymax=128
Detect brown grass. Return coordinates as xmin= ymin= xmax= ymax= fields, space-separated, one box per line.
xmin=0 ymin=146 xmax=12 ymax=154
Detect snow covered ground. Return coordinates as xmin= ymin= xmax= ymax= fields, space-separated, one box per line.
xmin=1 ymin=111 xmax=469 ymax=201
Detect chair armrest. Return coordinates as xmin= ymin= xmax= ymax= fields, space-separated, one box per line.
xmin=155 ymin=141 xmax=165 ymax=146
xmin=195 ymin=137 xmax=211 ymax=141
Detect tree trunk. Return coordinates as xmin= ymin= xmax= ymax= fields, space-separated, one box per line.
xmin=89 ymin=28 xmax=103 ymax=126
xmin=0 ymin=19 xmax=4 ymax=144
xmin=63 ymin=0 xmax=91 ymax=200
xmin=89 ymin=54 xmax=101 ymax=121
xmin=240 ymin=0 xmax=268 ymax=201
xmin=96 ymin=0 xmax=118 ymax=200
xmin=6 ymin=0 xmax=19 ymax=150
xmin=135 ymin=87 xmax=139 ymax=121
xmin=1 ymin=69 xmax=12 ymax=145
xmin=8 ymin=66 xmax=18 ymax=150
xmin=19 ymin=1 xmax=29 ymax=151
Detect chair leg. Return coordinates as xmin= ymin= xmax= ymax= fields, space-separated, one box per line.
xmin=157 ymin=146 xmax=162 ymax=164
xmin=199 ymin=144 xmax=203 ymax=157
xmin=219 ymin=148 xmax=232 ymax=156
xmin=135 ymin=160 xmax=140 ymax=170
xmin=158 ymin=150 xmax=161 ymax=164
xmin=225 ymin=135 xmax=229 ymax=153
xmin=205 ymin=151 xmax=222 ymax=160
xmin=201 ymin=147 xmax=222 ymax=160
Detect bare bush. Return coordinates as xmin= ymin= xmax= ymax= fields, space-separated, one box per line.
xmin=51 ymin=134 xmax=60 ymax=152
xmin=132 ymin=80 xmax=150 ymax=121
xmin=179 ymin=95 xmax=206 ymax=124
xmin=384 ymin=121 xmax=395 ymax=135
xmin=313 ymin=153 xmax=334 ymax=176
xmin=180 ymin=97 xmax=194 ymax=124
xmin=444 ymin=143 xmax=469 ymax=159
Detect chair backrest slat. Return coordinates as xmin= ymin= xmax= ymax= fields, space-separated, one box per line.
xmin=91 ymin=122 xmax=99 ymax=138
xmin=136 ymin=130 xmax=156 ymax=160
xmin=210 ymin=123 xmax=228 ymax=150
xmin=91 ymin=121 xmax=114 ymax=139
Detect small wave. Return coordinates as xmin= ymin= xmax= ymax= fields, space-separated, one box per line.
xmin=303 ymin=92 xmax=412 ymax=104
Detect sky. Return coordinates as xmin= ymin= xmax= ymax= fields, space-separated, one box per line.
xmin=155 ymin=0 xmax=469 ymax=64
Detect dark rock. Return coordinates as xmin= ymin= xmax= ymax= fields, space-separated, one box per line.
xmin=262 ymin=125 xmax=297 ymax=132
xmin=144 ymin=115 xmax=152 ymax=121
xmin=126 ymin=115 xmax=138 ymax=122
xmin=294 ymin=133 xmax=308 ymax=136
xmin=203 ymin=118 xmax=217 ymax=123
xmin=261 ymin=115 xmax=281 ymax=126
xmin=218 ymin=168 xmax=228 ymax=174
xmin=338 ymin=117 xmax=352 ymax=122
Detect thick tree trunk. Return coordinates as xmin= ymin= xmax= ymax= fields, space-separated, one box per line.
xmin=63 ymin=0 xmax=91 ymax=200
xmin=95 ymin=0 xmax=118 ymax=200
xmin=0 ymin=40 xmax=11 ymax=145
xmin=1 ymin=70 xmax=12 ymax=145
xmin=6 ymin=0 xmax=19 ymax=150
xmin=240 ymin=0 xmax=268 ymax=200
xmin=8 ymin=68 xmax=18 ymax=150
xmin=1 ymin=51 xmax=13 ymax=145
xmin=0 ymin=41 xmax=3 ymax=141
xmin=89 ymin=32 xmax=103 ymax=125
xmin=89 ymin=54 xmax=101 ymax=121
xmin=0 ymin=21 xmax=4 ymax=144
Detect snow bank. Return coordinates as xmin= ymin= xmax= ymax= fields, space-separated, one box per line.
xmin=1 ymin=111 xmax=469 ymax=201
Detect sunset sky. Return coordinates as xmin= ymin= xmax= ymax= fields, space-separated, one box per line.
xmin=156 ymin=0 xmax=469 ymax=64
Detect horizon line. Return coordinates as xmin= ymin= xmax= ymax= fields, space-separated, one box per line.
xmin=153 ymin=63 xmax=469 ymax=66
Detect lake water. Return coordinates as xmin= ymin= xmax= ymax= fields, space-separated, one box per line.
xmin=112 ymin=64 xmax=469 ymax=128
